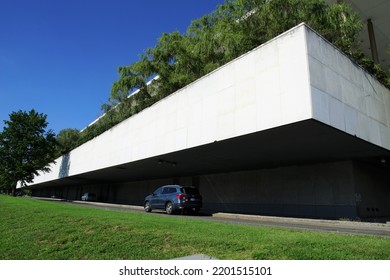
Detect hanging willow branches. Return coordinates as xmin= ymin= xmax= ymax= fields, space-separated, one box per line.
xmin=63 ymin=0 xmax=388 ymax=153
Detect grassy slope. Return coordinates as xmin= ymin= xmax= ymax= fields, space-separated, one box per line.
xmin=1 ymin=195 xmax=389 ymax=260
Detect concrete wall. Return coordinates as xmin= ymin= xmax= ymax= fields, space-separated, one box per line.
xmin=353 ymin=161 xmax=390 ymax=218
xmin=307 ymin=27 xmax=390 ymax=149
xmin=199 ymin=161 xmax=357 ymax=218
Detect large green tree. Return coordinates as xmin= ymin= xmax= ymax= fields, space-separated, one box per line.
xmin=0 ymin=110 xmax=57 ymax=195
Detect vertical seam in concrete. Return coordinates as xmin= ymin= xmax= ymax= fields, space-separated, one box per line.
xmin=351 ymin=161 xmax=358 ymax=217
xmin=302 ymin=26 xmax=314 ymax=120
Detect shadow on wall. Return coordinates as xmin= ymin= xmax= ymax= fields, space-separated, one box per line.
xmin=59 ymin=153 xmax=71 ymax=178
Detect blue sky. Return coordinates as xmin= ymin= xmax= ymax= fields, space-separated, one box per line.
xmin=0 ymin=0 xmax=224 ymax=134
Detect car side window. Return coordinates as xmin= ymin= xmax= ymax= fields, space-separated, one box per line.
xmin=154 ymin=187 xmax=162 ymax=195
xmin=161 ymin=187 xmax=169 ymax=194
xmin=170 ymin=187 xmax=177 ymax=193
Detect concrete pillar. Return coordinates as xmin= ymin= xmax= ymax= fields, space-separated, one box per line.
xmin=367 ymin=18 xmax=379 ymax=64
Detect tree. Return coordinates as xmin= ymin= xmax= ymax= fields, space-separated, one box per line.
xmin=56 ymin=128 xmax=80 ymax=156
xmin=0 ymin=110 xmax=57 ymax=196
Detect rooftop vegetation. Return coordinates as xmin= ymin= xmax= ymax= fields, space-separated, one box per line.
xmin=56 ymin=0 xmax=390 ymax=156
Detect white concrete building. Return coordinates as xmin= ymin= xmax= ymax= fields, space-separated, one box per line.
xmin=27 ymin=21 xmax=390 ymax=219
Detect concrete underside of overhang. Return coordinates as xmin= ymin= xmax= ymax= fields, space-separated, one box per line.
xmin=28 ymin=119 xmax=390 ymax=190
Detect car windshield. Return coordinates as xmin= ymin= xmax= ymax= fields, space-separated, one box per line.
xmin=181 ymin=187 xmax=200 ymax=195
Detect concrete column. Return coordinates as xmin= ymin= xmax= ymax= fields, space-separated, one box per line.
xmin=367 ymin=18 xmax=379 ymax=64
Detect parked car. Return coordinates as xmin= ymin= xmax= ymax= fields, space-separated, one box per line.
xmin=81 ymin=192 xmax=97 ymax=202
xmin=144 ymin=185 xmax=202 ymax=215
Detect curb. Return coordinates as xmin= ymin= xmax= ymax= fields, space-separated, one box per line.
xmin=72 ymin=200 xmax=144 ymax=211
xmin=211 ymin=212 xmax=390 ymax=230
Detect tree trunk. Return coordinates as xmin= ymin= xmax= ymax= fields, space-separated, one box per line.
xmin=11 ymin=182 xmax=17 ymax=196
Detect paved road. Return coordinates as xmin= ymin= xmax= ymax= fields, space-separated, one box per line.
xmin=208 ymin=214 xmax=390 ymax=237
xmin=39 ymin=198 xmax=390 ymax=238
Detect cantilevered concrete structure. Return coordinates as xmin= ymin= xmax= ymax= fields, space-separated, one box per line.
xmin=27 ymin=23 xmax=390 ymax=219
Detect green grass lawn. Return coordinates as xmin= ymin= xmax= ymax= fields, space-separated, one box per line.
xmin=1 ymin=195 xmax=390 ymax=260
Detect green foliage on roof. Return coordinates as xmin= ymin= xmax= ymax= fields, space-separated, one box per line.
xmin=60 ymin=0 xmax=389 ymax=154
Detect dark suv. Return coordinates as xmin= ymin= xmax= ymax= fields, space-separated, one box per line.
xmin=144 ymin=185 xmax=202 ymax=215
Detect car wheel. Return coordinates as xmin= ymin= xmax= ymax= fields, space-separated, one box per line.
xmin=144 ymin=201 xmax=152 ymax=212
xmin=165 ymin=202 xmax=174 ymax=215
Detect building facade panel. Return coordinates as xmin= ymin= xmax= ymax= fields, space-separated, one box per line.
xmin=306 ymin=27 xmax=390 ymax=150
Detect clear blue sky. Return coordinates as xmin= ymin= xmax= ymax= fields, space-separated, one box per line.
xmin=0 ymin=0 xmax=224 ymax=134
